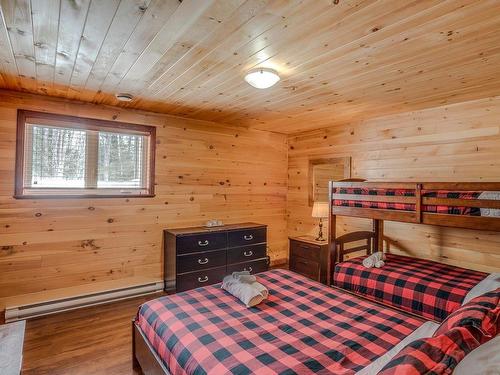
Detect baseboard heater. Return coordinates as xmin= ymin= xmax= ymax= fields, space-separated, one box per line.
xmin=5 ymin=281 xmax=164 ymax=322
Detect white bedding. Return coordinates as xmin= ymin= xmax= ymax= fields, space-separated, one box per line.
xmin=356 ymin=321 xmax=439 ymax=375
xmin=356 ymin=272 xmax=500 ymax=375
xmin=478 ymin=191 xmax=500 ymax=217
xmin=454 ymin=336 xmax=500 ymax=375
xmin=463 ymin=273 xmax=500 ymax=305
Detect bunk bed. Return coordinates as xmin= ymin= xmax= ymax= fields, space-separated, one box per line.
xmin=329 ymin=181 xmax=500 ymax=321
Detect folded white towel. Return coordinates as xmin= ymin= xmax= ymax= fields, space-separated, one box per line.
xmin=221 ymin=273 xmax=269 ymax=307
xmin=363 ymin=252 xmax=385 ymax=269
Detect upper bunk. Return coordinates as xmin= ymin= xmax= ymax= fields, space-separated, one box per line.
xmin=329 ymin=181 xmax=500 ymax=231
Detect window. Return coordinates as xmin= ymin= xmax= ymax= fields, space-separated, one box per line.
xmin=15 ymin=110 xmax=155 ymax=198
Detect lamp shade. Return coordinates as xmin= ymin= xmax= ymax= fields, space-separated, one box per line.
xmin=312 ymin=202 xmax=329 ymax=218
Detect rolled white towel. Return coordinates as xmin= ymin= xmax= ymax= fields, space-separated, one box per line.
xmin=252 ymin=281 xmax=269 ymax=299
xmin=232 ymin=271 xmax=257 ymax=284
xmin=231 ymin=271 xmax=268 ymax=298
xmin=221 ymin=275 xmax=265 ymax=307
xmin=363 ymin=252 xmax=385 ymax=268
xmin=363 ymin=256 xmax=376 ymax=268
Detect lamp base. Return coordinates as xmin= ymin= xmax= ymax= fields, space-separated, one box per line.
xmin=316 ymin=218 xmax=326 ymax=242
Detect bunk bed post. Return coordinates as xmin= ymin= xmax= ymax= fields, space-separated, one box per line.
xmin=328 ymin=180 xmax=336 ymax=286
xmin=415 ymin=183 xmax=423 ymax=223
xmin=373 ymin=219 xmax=383 ymax=253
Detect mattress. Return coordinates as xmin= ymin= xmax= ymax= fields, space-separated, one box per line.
xmin=333 ymin=254 xmax=488 ymax=321
xmin=136 ymin=269 xmax=424 ymax=375
xmin=332 ymin=187 xmax=482 ymax=215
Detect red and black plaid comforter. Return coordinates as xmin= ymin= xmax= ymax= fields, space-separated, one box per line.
xmin=332 ymin=188 xmax=482 ymax=215
xmin=136 ymin=269 xmax=424 ymax=375
xmin=334 ymin=254 xmax=487 ymax=322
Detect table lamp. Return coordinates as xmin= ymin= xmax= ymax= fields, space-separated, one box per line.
xmin=312 ymin=202 xmax=329 ymax=241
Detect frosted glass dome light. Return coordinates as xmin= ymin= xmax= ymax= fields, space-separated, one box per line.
xmin=244 ymin=68 xmax=280 ymax=89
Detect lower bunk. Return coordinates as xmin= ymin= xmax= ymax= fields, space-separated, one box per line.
xmin=333 ymin=252 xmax=497 ymax=322
xmin=330 ymin=230 xmax=499 ymax=322
xmin=132 ymin=269 xmax=499 ymax=375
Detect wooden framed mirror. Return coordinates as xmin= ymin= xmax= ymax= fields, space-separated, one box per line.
xmin=308 ymin=157 xmax=351 ymax=206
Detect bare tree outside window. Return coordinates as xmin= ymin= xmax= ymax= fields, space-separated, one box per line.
xmin=15 ymin=110 xmax=155 ymax=198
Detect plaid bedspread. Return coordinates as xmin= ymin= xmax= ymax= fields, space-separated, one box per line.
xmin=136 ymin=269 xmax=423 ymax=375
xmin=332 ymin=188 xmax=482 ymax=215
xmin=334 ymin=254 xmax=487 ymax=322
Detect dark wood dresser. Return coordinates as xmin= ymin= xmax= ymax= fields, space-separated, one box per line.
xmin=164 ymin=223 xmax=268 ymax=292
xmin=289 ymin=236 xmax=330 ymax=285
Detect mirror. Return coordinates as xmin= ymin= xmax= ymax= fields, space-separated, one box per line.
xmin=309 ymin=157 xmax=351 ymax=206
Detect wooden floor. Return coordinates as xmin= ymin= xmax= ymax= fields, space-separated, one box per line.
xmin=22 ymin=293 xmax=164 ymax=375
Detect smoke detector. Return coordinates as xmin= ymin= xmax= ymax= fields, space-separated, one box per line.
xmin=115 ymin=93 xmax=134 ymax=102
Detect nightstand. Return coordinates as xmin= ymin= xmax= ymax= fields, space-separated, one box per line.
xmin=289 ymin=236 xmax=330 ymax=284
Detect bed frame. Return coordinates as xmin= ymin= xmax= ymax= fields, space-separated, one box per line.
xmin=328 ymin=181 xmax=500 ymax=284
xmin=133 ymin=320 xmax=171 ymax=375
xmin=132 ymin=181 xmax=500 ymax=374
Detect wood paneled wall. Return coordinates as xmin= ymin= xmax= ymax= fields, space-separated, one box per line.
xmin=288 ymin=96 xmax=500 ymax=273
xmin=0 ymin=90 xmax=288 ymax=308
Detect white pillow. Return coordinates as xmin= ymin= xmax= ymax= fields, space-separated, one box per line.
xmin=478 ymin=191 xmax=500 ymax=217
xmin=463 ymin=273 xmax=500 ymax=304
xmin=454 ymin=336 xmax=500 ymax=375
xmin=356 ymin=321 xmax=439 ymax=375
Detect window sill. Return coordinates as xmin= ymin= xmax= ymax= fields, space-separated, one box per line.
xmin=13 ymin=194 xmax=156 ymax=199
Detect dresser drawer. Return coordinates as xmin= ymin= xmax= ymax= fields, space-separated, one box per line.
xmin=177 ymin=250 xmax=226 ymax=274
xmin=227 ymin=244 xmax=266 ymax=264
xmin=290 ymin=240 xmax=321 ymax=262
xmin=176 ymin=266 xmax=226 ymax=292
xmin=228 ymin=227 xmax=266 ymax=247
xmin=290 ymin=256 xmax=320 ymax=281
xmin=177 ymin=232 xmax=227 ymax=254
xmin=226 ymin=259 xmax=268 ymax=275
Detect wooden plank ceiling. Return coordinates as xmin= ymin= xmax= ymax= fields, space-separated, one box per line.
xmin=0 ymin=0 xmax=499 ymax=134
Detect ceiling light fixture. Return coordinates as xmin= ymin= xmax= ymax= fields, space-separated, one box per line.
xmin=244 ymin=68 xmax=280 ymax=89
xmin=115 ymin=93 xmax=134 ymax=102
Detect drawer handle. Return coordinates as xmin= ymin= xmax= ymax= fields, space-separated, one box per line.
xmin=243 ymin=250 xmax=253 ymax=257
xmin=243 ymin=234 xmax=253 ymax=241
xmin=198 ymin=276 xmax=209 ymax=283
xmin=244 ymin=266 xmax=253 ymax=273
xmin=198 ymin=258 xmax=209 ymax=265
xmin=198 ymin=240 xmax=209 ymax=247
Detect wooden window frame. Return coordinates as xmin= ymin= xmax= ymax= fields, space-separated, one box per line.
xmin=15 ymin=110 xmax=156 ymax=199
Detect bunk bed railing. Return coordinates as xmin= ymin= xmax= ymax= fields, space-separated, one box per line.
xmin=334 ymin=231 xmax=374 ymax=263
xmin=327 ymin=181 xmax=500 ymax=284
xmin=329 ymin=181 xmax=500 ymax=231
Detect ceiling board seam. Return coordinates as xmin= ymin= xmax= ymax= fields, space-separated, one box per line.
xmin=142 ymin=0 xmax=273 ymax=98
xmin=69 ymin=0 xmax=121 ymax=93
xmin=65 ymin=0 xmax=92 ymax=96
xmin=51 ymin=0 xmax=62 ymax=86
xmin=82 ymin=0 xmax=152 ymax=97
xmin=0 ymin=2 xmax=21 ymax=78
xmin=112 ymin=0 xmax=200 ymax=91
